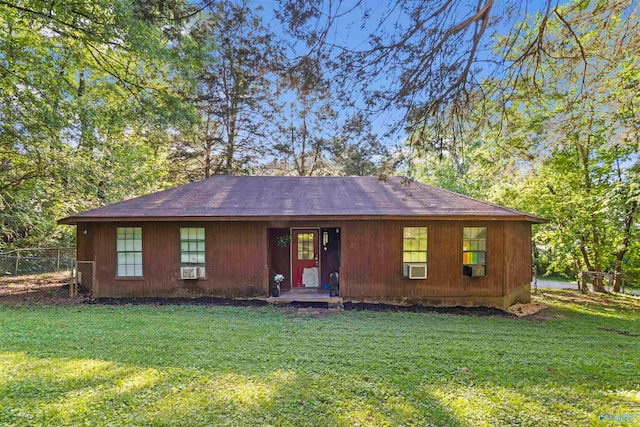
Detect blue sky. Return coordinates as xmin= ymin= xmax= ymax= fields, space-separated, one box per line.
xmin=250 ymin=0 xmax=556 ymax=148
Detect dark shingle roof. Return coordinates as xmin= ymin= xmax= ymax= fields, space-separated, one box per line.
xmin=59 ymin=176 xmax=547 ymax=224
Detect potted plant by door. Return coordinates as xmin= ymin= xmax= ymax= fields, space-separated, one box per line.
xmin=276 ymin=234 xmax=292 ymax=247
xmin=271 ymin=274 xmax=285 ymax=297
xmin=329 ymin=271 xmax=339 ymax=297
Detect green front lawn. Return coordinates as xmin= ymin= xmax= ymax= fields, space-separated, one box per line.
xmin=1 ymin=291 xmax=639 ymax=426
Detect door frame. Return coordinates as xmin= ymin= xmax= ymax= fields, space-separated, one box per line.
xmin=289 ymin=227 xmax=321 ymax=289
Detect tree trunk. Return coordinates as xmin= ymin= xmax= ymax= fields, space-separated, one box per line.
xmin=579 ymin=244 xmax=606 ymax=293
xmin=612 ymin=200 xmax=637 ymax=292
xmin=573 ymin=258 xmax=584 ymax=291
xmin=575 ymin=136 xmax=608 ymax=293
xmin=204 ymin=140 xmax=212 ymax=178
xmin=224 ymin=122 xmax=235 ymax=175
xmin=591 ymin=230 xmax=607 ymax=293
xmin=204 ymin=116 xmax=212 ymax=178
xmin=591 ymin=274 xmax=606 ymax=293
xmin=613 ymin=272 xmax=622 ymax=293
xmin=580 ymin=272 xmax=588 ymax=293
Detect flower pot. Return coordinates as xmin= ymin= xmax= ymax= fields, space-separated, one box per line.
xmin=271 ymin=285 xmax=280 ymax=297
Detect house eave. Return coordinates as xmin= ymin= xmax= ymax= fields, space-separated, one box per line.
xmin=58 ymin=214 xmax=549 ymax=225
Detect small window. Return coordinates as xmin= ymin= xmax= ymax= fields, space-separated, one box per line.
xmin=116 ymin=227 xmax=142 ymax=277
xmin=403 ymin=227 xmax=427 ymax=276
xmin=180 ymin=227 xmax=205 ymax=265
xmin=463 ymin=227 xmax=487 ymax=277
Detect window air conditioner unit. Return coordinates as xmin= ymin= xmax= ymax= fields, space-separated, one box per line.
xmin=471 ymin=266 xmax=486 ymax=277
xmin=405 ymin=263 xmax=427 ymax=279
xmin=180 ymin=266 xmax=199 ymax=280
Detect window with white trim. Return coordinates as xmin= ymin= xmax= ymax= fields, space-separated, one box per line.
xmin=403 ymin=227 xmax=427 ymax=276
xmin=463 ymin=227 xmax=487 ymax=277
xmin=116 ymin=227 xmax=142 ymax=277
xmin=180 ymin=227 xmax=205 ymax=266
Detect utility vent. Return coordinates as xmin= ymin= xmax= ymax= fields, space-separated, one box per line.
xmin=180 ymin=266 xmax=199 ymax=280
xmin=405 ymin=263 xmax=427 ymax=279
xmin=471 ymin=266 xmax=486 ymax=277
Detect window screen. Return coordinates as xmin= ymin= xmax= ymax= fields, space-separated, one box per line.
xmin=116 ymin=227 xmax=142 ymax=277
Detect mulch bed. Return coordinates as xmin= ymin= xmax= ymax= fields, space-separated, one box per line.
xmin=95 ymin=297 xmax=268 ymax=307
xmin=342 ymin=301 xmax=511 ymax=316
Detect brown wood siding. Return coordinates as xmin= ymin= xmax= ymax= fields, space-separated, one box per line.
xmin=267 ymin=228 xmax=291 ymax=291
xmin=503 ymin=222 xmax=533 ymax=294
xmin=83 ymin=219 xmax=532 ymax=306
xmin=339 ymin=220 xmax=506 ymax=301
xmin=91 ymin=222 xmax=267 ymax=298
xmin=76 ymin=223 xmax=95 ymax=261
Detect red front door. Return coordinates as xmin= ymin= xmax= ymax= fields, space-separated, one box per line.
xmin=292 ymin=229 xmax=319 ymax=288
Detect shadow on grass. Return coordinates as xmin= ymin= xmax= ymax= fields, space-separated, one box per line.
xmin=0 ymin=293 xmax=639 ymax=426
xmin=0 ymin=351 xmax=464 ymax=426
xmin=534 ymin=289 xmax=640 ymax=320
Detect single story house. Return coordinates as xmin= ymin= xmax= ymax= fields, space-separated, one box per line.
xmin=59 ymin=176 xmax=546 ymax=308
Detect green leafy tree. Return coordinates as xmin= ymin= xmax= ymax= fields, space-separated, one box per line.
xmin=170 ymin=1 xmax=280 ymax=180
xmin=0 ymin=0 xmax=198 ymax=249
xmin=266 ymin=80 xmax=336 ymax=176
xmin=409 ymin=1 xmax=640 ymax=291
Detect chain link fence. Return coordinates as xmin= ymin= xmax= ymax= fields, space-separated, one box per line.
xmin=74 ymin=261 xmax=95 ymax=296
xmin=0 ymin=247 xmax=76 ymax=276
xmin=0 ymin=247 xmax=92 ymax=297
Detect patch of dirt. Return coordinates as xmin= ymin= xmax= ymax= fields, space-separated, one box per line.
xmin=283 ymin=307 xmax=340 ymax=318
xmin=0 ymin=271 xmax=85 ymax=306
xmin=286 ymin=301 xmax=333 ymax=309
xmin=597 ymin=327 xmax=640 ymax=337
xmin=506 ymin=302 xmax=547 ymax=317
xmin=523 ymin=311 xmax=566 ymax=322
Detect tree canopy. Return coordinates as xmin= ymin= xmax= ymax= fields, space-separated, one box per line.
xmin=0 ymin=0 xmax=638 ymax=289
